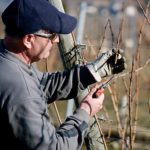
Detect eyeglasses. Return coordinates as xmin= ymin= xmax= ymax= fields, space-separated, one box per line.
xmin=34 ymin=33 xmax=58 ymax=42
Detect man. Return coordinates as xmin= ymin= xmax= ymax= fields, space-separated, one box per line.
xmin=0 ymin=0 xmax=126 ymax=150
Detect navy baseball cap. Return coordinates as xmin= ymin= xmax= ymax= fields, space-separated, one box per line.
xmin=2 ymin=0 xmax=77 ymax=36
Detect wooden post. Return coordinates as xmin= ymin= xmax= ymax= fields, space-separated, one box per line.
xmin=48 ymin=0 xmax=105 ymax=149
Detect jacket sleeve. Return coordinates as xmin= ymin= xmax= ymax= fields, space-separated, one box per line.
xmin=35 ymin=65 xmax=97 ymax=103
xmin=8 ymin=97 xmax=90 ymax=150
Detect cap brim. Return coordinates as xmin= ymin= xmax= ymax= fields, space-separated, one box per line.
xmin=57 ymin=11 xmax=77 ymax=34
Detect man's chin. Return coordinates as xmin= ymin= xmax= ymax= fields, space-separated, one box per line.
xmin=43 ymin=53 xmax=50 ymax=60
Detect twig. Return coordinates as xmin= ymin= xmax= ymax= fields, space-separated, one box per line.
xmin=98 ymin=19 xmax=110 ymax=56
xmin=114 ymin=57 xmax=150 ymax=79
xmin=128 ymin=57 xmax=135 ymax=150
xmin=122 ymin=77 xmax=129 ymax=95
xmin=115 ymin=2 xmax=126 ymax=64
xmin=103 ymin=106 xmax=112 ymax=138
xmin=46 ymin=58 xmax=62 ymax=124
xmin=136 ymin=0 xmax=150 ymax=26
xmin=148 ymin=100 xmax=150 ymax=114
xmin=108 ymin=85 xmax=123 ymax=137
xmin=132 ymin=0 xmax=150 ymax=144
xmin=108 ymin=19 xmax=115 ymax=48
xmin=116 ymin=2 xmax=125 ymax=49
xmin=94 ymin=115 xmax=108 ymax=150
xmin=53 ymin=102 xmax=62 ymax=124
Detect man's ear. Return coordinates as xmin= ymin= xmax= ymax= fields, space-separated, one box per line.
xmin=23 ymin=34 xmax=35 ymax=49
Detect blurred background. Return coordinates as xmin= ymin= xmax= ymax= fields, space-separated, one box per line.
xmin=0 ymin=0 xmax=150 ymax=150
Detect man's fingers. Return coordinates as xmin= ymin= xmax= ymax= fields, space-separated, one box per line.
xmin=113 ymin=63 xmax=126 ymax=73
xmin=93 ymin=88 xmax=104 ymax=98
xmin=89 ymin=84 xmax=99 ymax=95
xmin=118 ymin=49 xmax=124 ymax=54
xmin=116 ymin=57 xmax=126 ymax=65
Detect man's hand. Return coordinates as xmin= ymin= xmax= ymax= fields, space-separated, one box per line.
xmin=80 ymin=85 xmax=104 ymax=117
xmin=86 ymin=48 xmax=126 ymax=81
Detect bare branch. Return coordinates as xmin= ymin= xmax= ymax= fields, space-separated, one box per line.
xmin=136 ymin=0 xmax=150 ymax=26
xmin=114 ymin=57 xmax=150 ymax=79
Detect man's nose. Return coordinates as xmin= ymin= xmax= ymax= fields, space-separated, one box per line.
xmin=52 ymin=35 xmax=59 ymax=43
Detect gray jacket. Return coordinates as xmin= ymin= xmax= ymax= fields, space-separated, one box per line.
xmin=0 ymin=40 xmax=97 ymax=150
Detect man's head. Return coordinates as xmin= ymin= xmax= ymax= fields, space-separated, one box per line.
xmin=2 ymin=0 xmax=77 ymax=37
xmin=2 ymin=0 xmax=77 ymax=64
